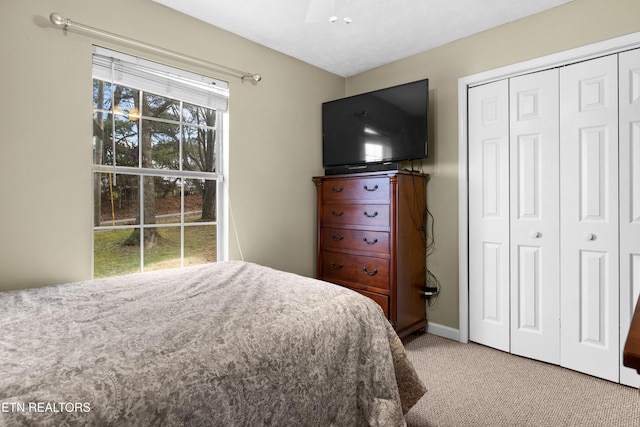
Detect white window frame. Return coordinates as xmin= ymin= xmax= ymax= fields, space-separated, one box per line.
xmin=91 ymin=46 xmax=229 ymax=277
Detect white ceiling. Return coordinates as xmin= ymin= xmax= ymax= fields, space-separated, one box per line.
xmin=153 ymin=0 xmax=573 ymax=78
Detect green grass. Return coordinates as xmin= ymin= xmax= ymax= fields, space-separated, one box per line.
xmin=94 ymin=225 xmax=216 ymax=278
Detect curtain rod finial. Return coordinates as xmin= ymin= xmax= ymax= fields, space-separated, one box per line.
xmin=50 ymin=13 xmax=68 ymax=27
xmin=242 ymin=73 xmax=262 ymax=84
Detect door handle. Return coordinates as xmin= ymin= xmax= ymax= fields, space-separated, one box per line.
xmin=584 ymin=233 xmax=596 ymax=241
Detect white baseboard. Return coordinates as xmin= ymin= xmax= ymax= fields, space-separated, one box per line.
xmin=426 ymin=322 xmax=462 ymax=342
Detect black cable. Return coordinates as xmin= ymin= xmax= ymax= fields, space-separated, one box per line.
xmin=409 ymin=160 xmax=440 ymax=303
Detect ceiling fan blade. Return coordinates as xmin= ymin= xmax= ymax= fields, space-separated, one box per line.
xmin=305 ymin=0 xmax=332 ymax=23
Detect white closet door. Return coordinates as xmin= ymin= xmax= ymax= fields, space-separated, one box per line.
xmin=469 ymin=80 xmax=510 ymax=352
xmin=509 ymin=69 xmax=560 ymax=364
xmin=619 ymin=48 xmax=640 ymax=388
xmin=560 ymin=54 xmax=619 ymax=382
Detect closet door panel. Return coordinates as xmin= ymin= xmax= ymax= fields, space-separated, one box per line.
xmin=509 ymin=69 xmax=560 ymax=364
xmin=560 ymin=54 xmax=619 ymax=382
xmin=469 ymin=80 xmax=510 ymax=352
xmin=619 ymin=48 xmax=640 ymax=388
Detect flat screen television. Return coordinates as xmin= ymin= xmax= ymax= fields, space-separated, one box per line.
xmin=322 ymin=79 xmax=428 ymax=175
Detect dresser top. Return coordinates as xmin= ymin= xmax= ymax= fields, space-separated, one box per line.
xmin=313 ymin=170 xmax=429 ymax=182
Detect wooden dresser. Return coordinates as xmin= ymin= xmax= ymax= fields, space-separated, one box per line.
xmin=313 ymin=170 xmax=428 ymax=337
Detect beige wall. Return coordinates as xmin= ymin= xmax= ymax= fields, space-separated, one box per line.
xmin=0 ymin=0 xmax=343 ymax=290
xmin=346 ymin=0 xmax=640 ymax=330
xmin=3 ymin=0 xmax=640 ymax=334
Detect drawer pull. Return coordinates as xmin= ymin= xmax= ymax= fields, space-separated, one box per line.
xmin=331 ymin=210 xmax=345 ymax=217
xmin=362 ymin=267 xmax=378 ymax=276
xmin=363 ymin=184 xmax=379 ymax=192
xmin=331 ymin=234 xmax=344 ymax=241
xmin=363 ymin=237 xmax=378 ymax=245
xmin=330 ymin=262 xmax=344 ymax=270
xmin=363 ymin=211 xmax=378 ymax=218
xmin=331 ymin=185 xmax=344 ymax=193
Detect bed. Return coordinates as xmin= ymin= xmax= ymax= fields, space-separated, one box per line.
xmin=0 ymin=261 xmax=425 ymax=426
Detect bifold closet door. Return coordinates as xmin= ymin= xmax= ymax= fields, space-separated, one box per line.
xmin=560 ymin=54 xmax=619 ymax=382
xmin=470 ymin=47 xmax=640 ymax=384
xmin=619 ymin=48 xmax=640 ymax=388
xmin=469 ymin=72 xmax=561 ymax=360
xmin=509 ymin=69 xmax=560 ymax=365
xmin=468 ymin=79 xmax=510 ymax=352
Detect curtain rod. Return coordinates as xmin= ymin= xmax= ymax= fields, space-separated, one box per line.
xmin=49 ymin=12 xmax=262 ymax=84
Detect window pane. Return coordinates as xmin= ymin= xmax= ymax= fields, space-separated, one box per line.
xmin=184 ymin=178 xmax=216 ymax=223
xmin=93 ymin=79 xmax=114 ymax=111
xmin=142 ymin=120 xmax=180 ymax=170
xmin=94 ymin=173 xmax=140 ymax=227
xmin=184 ymin=224 xmax=216 ymax=266
xmin=94 ymin=228 xmax=141 ymax=278
xmin=142 ymin=92 xmax=180 ymax=121
xmin=93 ymin=111 xmax=111 ymax=166
xmin=183 ymin=125 xmax=216 ymax=172
xmin=144 ymin=226 xmax=181 ymax=271
xmin=146 ymin=176 xmax=181 ymax=225
xmin=114 ymin=115 xmax=140 ymax=167
xmin=115 ymin=86 xmax=139 ymax=118
xmin=182 ymin=103 xmax=216 ymax=126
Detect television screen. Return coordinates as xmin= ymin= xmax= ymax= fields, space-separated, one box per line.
xmin=322 ymin=79 xmax=428 ymax=172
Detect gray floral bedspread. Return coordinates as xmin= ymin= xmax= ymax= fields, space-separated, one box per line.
xmin=0 ymin=261 xmax=426 ymax=426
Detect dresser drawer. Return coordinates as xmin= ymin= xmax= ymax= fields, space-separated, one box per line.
xmin=321 ymin=251 xmax=389 ymax=290
xmin=322 ymin=177 xmax=389 ymax=202
xmin=321 ymin=227 xmax=390 ymax=254
xmin=352 ymin=288 xmax=389 ymax=318
xmin=322 ymin=204 xmax=390 ymax=228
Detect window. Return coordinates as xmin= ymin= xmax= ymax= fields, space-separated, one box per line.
xmin=91 ymin=47 xmax=228 ymax=278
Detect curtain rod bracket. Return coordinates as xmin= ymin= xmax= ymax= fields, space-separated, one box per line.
xmin=48 ymin=12 xmax=262 ymax=84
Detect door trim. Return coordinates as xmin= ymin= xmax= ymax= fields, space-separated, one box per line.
xmin=458 ymin=31 xmax=640 ymax=344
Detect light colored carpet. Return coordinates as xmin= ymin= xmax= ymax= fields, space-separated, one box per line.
xmin=402 ymin=333 xmax=640 ymax=427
